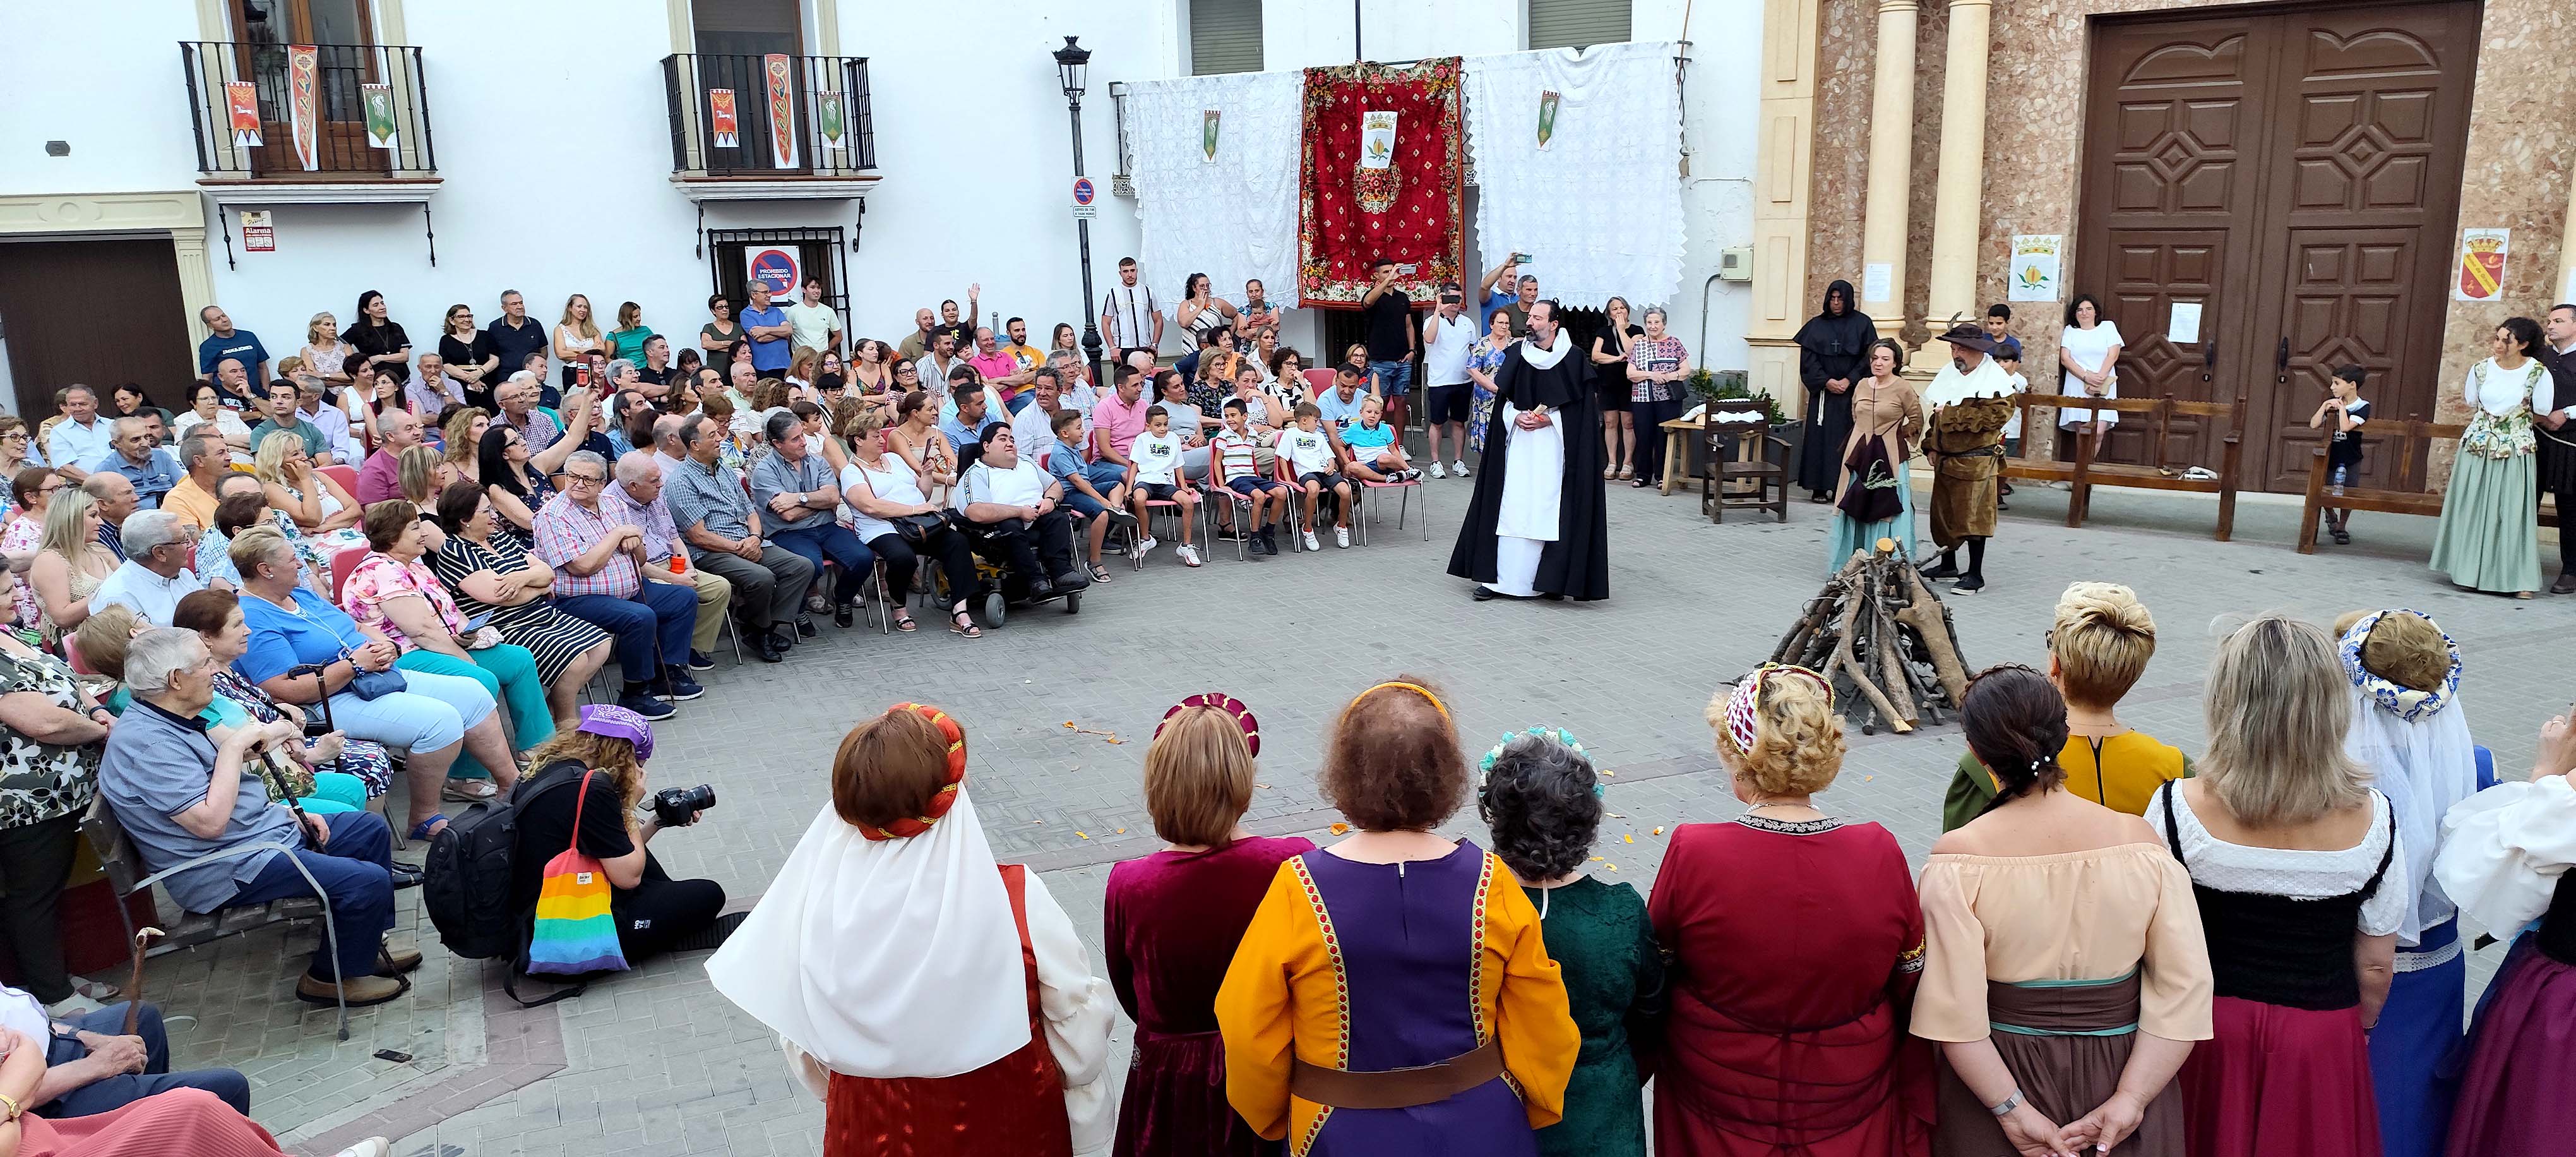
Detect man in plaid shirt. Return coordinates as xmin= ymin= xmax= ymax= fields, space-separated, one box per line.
xmin=533 ymin=449 xmax=702 ymax=719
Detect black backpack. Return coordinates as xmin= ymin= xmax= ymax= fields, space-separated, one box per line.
xmin=419 ymin=761 xmax=588 ymax=1005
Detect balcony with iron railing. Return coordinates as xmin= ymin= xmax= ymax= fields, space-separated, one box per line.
xmin=660 ymin=52 xmax=880 ymax=201
xmin=179 ymin=40 xmax=439 ymax=204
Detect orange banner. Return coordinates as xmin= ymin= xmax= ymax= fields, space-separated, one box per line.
xmin=763 ymin=54 xmax=798 ymax=169
xmin=224 ymin=80 xmax=261 ymax=147
xmin=709 ymin=88 xmax=739 ymax=149
xmin=286 ymin=44 xmax=320 ymax=171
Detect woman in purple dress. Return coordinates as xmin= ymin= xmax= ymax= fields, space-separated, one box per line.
xmin=1218 ymin=676 xmax=1582 ymax=1156
xmin=1106 ymin=694 xmax=1313 ymax=1157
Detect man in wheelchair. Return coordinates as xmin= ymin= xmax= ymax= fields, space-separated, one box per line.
xmin=951 ymin=423 xmax=1093 ymax=604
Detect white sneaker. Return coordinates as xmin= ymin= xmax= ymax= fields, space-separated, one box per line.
xmin=1429 ymin=461 xmax=1447 ymax=479
xmin=1302 ymin=530 xmax=1320 ymax=551
xmin=332 ymin=1139 xmax=391 ymax=1157
xmin=1453 ymin=459 xmax=1470 ymax=477
xmin=1335 ymin=526 xmax=1351 ymax=548
xmin=1133 ymin=535 xmax=1157 ymax=561
xmin=1177 ymin=544 xmax=1202 ymax=567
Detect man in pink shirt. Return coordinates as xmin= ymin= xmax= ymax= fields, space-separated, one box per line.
xmin=355 ymin=408 xmax=424 ymax=504
xmin=965 ymin=326 xmax=1033 ymax=411
xmin=1081 ymin=362 xmax=1151 ymax=497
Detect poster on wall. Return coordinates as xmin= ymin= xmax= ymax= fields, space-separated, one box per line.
xmin=709 ymin=89 xmax=739 ymax=148
xmin=361 ymin=83 xmax=397 ymax=150
xmin=223 ymin=81 xmax=261 ymax=148
xmin=2008 ymin=235 xmax=2063 ymax=301
xmin=763 ymin=54 xmax=798 ymax=169
xmin=745 ymin=246 xmax=802 ymax=301
xmin=2455 ymin=228 xmax=2509 ymax=301
xmin=239 ymin=210 xmax=275 ymax=253
xmin=285 ymin=44 xmax=321 ymax=171
xmin=816 ymin=90 xmax=845 ymax=153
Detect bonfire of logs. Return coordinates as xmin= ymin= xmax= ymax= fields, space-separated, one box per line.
xmin=1769 ymin=540 xmax=1972 ymax=735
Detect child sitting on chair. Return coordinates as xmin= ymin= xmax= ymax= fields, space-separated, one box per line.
xmin=1042 ymin=407 xmax=1133 ymax=582
xmin=1124 ymin=404 xmax=1200 ymax=568
xmin=1212 ymin=399 xmax=1289 ymax=557
xmin=1280 ymin=403 xmax=1352 ymax=551
xmin=1339 ymin=394 xmax=1420 ymax=483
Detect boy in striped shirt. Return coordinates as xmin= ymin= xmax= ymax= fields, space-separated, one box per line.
xmin=1213 ymin=399 xmax=1289 ymax=556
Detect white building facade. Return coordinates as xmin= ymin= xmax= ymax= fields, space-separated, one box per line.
xmin=0 ymin=0 xmax=1755 ymax=417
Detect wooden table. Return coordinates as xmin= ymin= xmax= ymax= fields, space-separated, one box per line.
xmin=1658 ymin=417 xmax=1704 ymax=495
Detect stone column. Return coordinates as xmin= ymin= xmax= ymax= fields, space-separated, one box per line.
xmin=2557 ymin=171 xmax=2576 ymax=305
xmin=1744 ymin=0 xmax=1827 ymax=406
xmin=1926 ymin=0 xmax=1993 ymax=328
xmin=1857 ymin=0 xmax=1921 ymax=337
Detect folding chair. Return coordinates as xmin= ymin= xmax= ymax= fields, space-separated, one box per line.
xmin=1354 ymin=471 xmax=1426 ymax=545
xmin=1270 ymin=437 xmax=1318 ymax=552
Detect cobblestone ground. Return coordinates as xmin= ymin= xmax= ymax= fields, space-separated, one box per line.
xmin=130 ymin=467 xmax=2568 ymax=1156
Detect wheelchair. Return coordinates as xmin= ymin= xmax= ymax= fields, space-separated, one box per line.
xmin=927 ymin=527 xmax=1085 ymax=629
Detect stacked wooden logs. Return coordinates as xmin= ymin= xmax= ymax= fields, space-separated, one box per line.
xmin=1769 ymin=540 xmax=1972 ymax=735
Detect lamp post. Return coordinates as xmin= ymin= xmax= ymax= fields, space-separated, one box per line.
xmin=1052 ymin=35 xmax=1105 ymax=391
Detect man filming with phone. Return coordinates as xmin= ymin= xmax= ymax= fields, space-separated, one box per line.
xmin=1479 ymin=253 xmax=1539 ymax=335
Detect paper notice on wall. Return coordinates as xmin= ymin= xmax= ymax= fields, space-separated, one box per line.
xmin=239 ymin=210 xmax=274 ymax=253
xmin=1861 ymin=262 xmax=1892 ymax=305
xmin=2168 ymin=301 xmax=2203 ymax=345
xmin=1359 ymin=111 xmax=1398 ymax=169
xmin=2008 ymin=235 xmax=2062 ymax=302
xmin=2455 ymin=228 xmax=2508 ymax=301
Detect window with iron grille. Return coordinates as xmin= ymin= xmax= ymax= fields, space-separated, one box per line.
xmin=1190 ymin=0 xmax=1263 ymax=76
xmin=706 ymin=228 xmax=849 ymax=318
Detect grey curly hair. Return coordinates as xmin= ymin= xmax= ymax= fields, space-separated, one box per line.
xmin=1476 ymin=734 xmax=1604 ymax=882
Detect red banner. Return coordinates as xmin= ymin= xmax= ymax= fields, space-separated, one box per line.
xmin=1297 ymin=59 xmax=1464 ymax=306
xmin=763 ymin=53 xmax=798 ymax=169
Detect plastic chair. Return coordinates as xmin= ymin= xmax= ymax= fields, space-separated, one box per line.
xmin=1352 ymin=450 xmax=1425 ymax=546
xmin=318 ymin=464 xmax=360 ymax=499
xmin=328 ymin=546 xmax=370 ymax=606
xmin=1302 ymin=367 xmax=1337 ymax=395
xmin=1130 ymin=479 xmax=1200 ymax=572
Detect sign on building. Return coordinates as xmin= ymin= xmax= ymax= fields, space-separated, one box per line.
xmin=745 ymin=247 xmax=801 ymax=299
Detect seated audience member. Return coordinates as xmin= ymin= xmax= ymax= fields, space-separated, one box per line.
xmin=1337 ymin=395 xmax=1418 ymax=483
xmin=1008 ymin=369 xmax=1086 ymax=465
xmin=246 ymin=381 xmax=333 ymax=468
xmin=0 ymin=590 xmax=116 ymax=1021
xmin=531 ymin=452 xmax=703 ymax=716
xmin=0 ymin=978 xmax=249 ymax=1120
xmin=355 ymin=407 xmax=426 ymax=504
xmin=1280 ymin=403 xmax=1354 ymax=550
xmin=1125 ymin=405 xmax=1202 ymax=568
xmin=955 ymin=423 xmax=1090 ymax=598
xmin=477 ymin=424 xmax=552 ymax=548
xmin=83 ymin=471 xmax=140 ymax=561
xmin=1227 ymin=364 xmax=1285 ymax=433
xmin=435 ymin=407 xmax=489 ymax=491
xmin=840 ymin=411 xmax=977 ymax=637
xmin=427 ymin=484 xmax=617 ymax=733
xmin=256 ymin=431 xmax=366 ymax=555
xmin=1152 ymin=368 xmax=1213 ymax=481
xmin=97 ymin=627 xmax=416 ymax=1006
xmin=158 ymin=430 xmax=229 ymax=532
xmin=28 ymin=489 xmax=117 ymax=644
xmin=229 ymin=526 xmax=513 ymax=841
xmin=1104 ymin=694 xmax=1314 ymax=1156
xmin=80 ymin=419 xmax=179 ymax=511
xmin=0 ymin=1041 xmax=393 ymax=1157
xmin=510 ymin=705 xmax=733 ymax=962
xmin=174 ymin=380 xmax=256 ymax=464
xmin=495 ymin=372 xmax=590 ymax=469
xmin=339 ymin=501 xmax=552 ymax=781
xmin=44 ymin=387 xmax=114 ymax=484
xmin=939 ymin=375 xmax=992 ymax=469
xmin=664 ymin=415 xmax=812 ymax=662
xmin=172 ymin=588 xmax=393 ymax=803
xmin=707 ymin=703 xmax=1115 ymax=1153
xmin=598 ymin=455 xmax=728 ymax=672
xmin=1037 ymin=407 xmax=1132 ymax=582
xmin=1210 ymin=400 xmax=1287 ymax=555
xmin=295 ymin=371 xmax=362 ymax=465
xmin=195 ymin=481 xmax=318 ymax=593
xmin=1315 ymin=366 xmax=1370 ymax=435
xmin=751 ymin=411 xmax=873 ymax=630
xmin=1088 ymin=365 xmax=1151 ymax=484
xmin=88 ymin=511 xmax=204 ymax=625
xmin=1481 ymin=726 xmax=1662 ymax=1157
xmin=883 ymin=388 xmax=944 ymax=480
xmin=1941 ymin=582 xmax=2186 ymax=829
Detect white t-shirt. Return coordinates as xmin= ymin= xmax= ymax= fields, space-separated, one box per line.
xmin=1131 ymin=429 xmax=1186 ymax=486
xmin=957 ymin=457 xmax=1049 ymax=512
xmin=783 ymin=302 xmax=840 ymax=351
xmin=2058 ymin=320 xmax=2125 ymax=429
xmin=2002 ymin=371 xmax=2029 ymax=439
xmin=840 ymin=455 xmax=926 ymax=541
xmin=1423 ymin=311 xmax=1477 ymax=386
xmin=1279 ymin=426 xmax=1337 ymax=475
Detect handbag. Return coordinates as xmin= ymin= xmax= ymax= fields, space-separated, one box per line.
xmin=890 ymin=512 xmax=944 ymax=543
xmin=345 ymin=664 xmax=407 ymax=700
xmin=525 ymin=769 xmax=630 ymax=976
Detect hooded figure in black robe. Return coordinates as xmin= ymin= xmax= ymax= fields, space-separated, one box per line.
xmin=1793 ymin=279 xmax=1876 ymax=498
xmin=1448 ymin=300 xmax=1611 ymax=601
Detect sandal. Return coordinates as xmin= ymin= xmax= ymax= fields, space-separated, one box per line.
xmin=893 ymin=610 xmax=918 ymax=632
xmin=408 ymin=814 xmax=449 ymax=841
xmin=1088 ymin=563 xmax=1114 ymax=584
xmin=1617 ymin=465 xmax=1634 ymax=480
xmin=950 ymin=607 xmax=983 ymax=638
xmin=440 ymin=778 xmax=498 ymax=803
xmin=1602 ymin=467 xmax=1617 ymax=479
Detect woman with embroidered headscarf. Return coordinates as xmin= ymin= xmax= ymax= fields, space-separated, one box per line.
xmin=1104 ymin=695 xmax=1314 ymax=1157
xmin=1648 ymin=666 xmax=1927 ymax=1157
xmin=1217 ymin=676 xmax=1580 ymax=1156
xmin=1478 ymin=727 xmax=1662 ymax=1157
xmin=707 ymin=704 xmax=1114 ymax=1157
xmin=1794 ymin=280 xmax=1875 ymax=501
xmin=2330 ymin=609 xmax=2490 ymax=1157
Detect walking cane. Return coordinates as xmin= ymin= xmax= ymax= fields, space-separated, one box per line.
xmin=119 ymin=926 xmax=164 ymax=1036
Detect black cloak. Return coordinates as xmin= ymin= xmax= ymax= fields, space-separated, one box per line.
xmin=1446 ymin=332 xmax=1611 ymax=601
xmin=1794 ymin=279 xmax=1876 ymax=493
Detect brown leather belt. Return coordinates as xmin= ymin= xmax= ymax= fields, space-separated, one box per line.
xmin=1288 ymin=1038 xmax=1505 ymax=1110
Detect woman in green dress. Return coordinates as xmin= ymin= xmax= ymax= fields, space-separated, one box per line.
xmin=1477 ymin=726 xmax=1663 ymax=1157
xmin=2430 ymin=316 xmax=2549 ymax=597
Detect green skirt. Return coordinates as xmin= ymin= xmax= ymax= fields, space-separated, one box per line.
xmin=2430 ymin=450 xmax=2539 ymax=594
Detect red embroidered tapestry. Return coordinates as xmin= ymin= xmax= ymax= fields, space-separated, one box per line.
xmin=1297 ymin=59 xmax=1464 ymax=306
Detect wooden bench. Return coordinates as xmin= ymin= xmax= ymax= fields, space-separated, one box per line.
xmin=2000 ymin=393 xmax=2248 ymax=541
xmin=2296 ymin=416 xmax=2559 ymax=553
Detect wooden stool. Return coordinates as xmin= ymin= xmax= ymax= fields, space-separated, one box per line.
xmin=1701 ymin=403 xmax=1789 ymax=524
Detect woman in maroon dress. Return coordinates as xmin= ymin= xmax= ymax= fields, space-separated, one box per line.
xmin=1648 ymin=665 xmax=1932 ymax=1156
xmin=1106 ymin=694 xmax=1313 ymax=1157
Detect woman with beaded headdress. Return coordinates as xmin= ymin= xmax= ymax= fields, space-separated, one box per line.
xmin=1105 ymin=693 xmax=1314 ymax=1157
xmin=1647 ymin=665 xmax=1929 ymax=1157
xmin=707 ymin=703 xmax=1115 ymax=1157
xmin=1477 ymin=725 xmax=1662 ymax=1157
xmin=1216 ymin=675 xmax=1580 ymax=1156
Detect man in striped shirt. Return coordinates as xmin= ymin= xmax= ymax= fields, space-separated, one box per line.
xmin=533 ymin=450 xmax=703 ymax=717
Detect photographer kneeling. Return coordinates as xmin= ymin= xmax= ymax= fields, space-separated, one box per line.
xmin=510 ymin=705 xmax=733 ymax=961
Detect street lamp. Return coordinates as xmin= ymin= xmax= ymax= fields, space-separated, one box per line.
xmin=1052 ymin=35 xmax=1105 ymax=390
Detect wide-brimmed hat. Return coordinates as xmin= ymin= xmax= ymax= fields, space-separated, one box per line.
xmin=1935 ymin=323 xmax=2004 ymax=355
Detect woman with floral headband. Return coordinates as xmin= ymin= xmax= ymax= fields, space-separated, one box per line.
xmin=1217 ymin=675 xmax=1580 ymax=1156
xmin=1479 ymin=726 xmax=1661 ymax=1157
xmin=1105 ymin=694 xmax=1314 ymax=1157
xmin=708 ymin=704 xmax=1115 ymax=1156
xmin=1647 ymin=665 xmax=1928 ymax=1157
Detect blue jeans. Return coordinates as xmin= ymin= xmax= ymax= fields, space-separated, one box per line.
xmin=39 ymin=1003 xmax=250 ymax=1118
xmin=557 ymin=582 xmax=697 ymax=685
xmin=769 ymin=522 xmax=874 ymax=606
xmin=1082 ymin=458 xmax=1130 ymax=495
xmin=1368 ymin=359 xmax=1414 ymax=397
xmin=227 ymin=810 xmax=395 ymax=986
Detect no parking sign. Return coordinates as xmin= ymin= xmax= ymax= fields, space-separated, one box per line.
xmin=745 ymin=247 xmax=801 ymax=300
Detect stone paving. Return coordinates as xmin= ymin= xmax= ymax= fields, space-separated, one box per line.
xmin=124 ymin=464 xmax=2570 ymax=1156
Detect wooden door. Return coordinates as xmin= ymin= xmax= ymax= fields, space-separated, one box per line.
xmin=2074 ymin=1 xmax=2476 ymax=491
xmin=0 ymin=241 xmax=192 ymax=418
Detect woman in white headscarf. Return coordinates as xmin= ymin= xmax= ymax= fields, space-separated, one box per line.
xmin=706 ymin=703 xmax=1113 ymax=1157
xmin=2332 ymin=609 xmax=2488 ymax=1157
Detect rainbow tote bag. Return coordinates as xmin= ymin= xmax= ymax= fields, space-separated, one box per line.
xmin=525 ymin=769 xmax=629 ymax=976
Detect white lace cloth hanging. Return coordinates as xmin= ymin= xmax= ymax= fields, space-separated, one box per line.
xmin=1124 ymin=70 xmax=1306 ymax=309
xmin=1462 ymin=42 xmax=1685 ymax=308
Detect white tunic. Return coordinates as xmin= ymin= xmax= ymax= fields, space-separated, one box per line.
xmin=2058 ymin=320 xmax=2125 ymax=429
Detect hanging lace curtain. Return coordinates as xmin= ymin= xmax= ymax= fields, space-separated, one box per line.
xmin=1124 ymin=69 xmax=1306 ymax=308
xmin=1462 ymin=42 xmax=1686 ymax=308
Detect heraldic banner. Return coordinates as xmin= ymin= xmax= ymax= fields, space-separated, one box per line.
xmin=1297 ymin=58 xmax=1463 ymax=306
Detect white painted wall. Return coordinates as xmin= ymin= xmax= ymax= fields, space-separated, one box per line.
xmin=1 ymin=0 xmax=1755 ymax=387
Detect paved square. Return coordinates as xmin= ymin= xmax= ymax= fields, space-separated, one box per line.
xmin=131 ymin=471 xmax=2567 ymax=1156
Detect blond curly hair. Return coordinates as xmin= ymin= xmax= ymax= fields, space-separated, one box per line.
xmin=2331 ymin=608 xmax=2448 ymax=693
xmin=2050 ymin=582 xmax=2156 ymax=707
xmin=1708 ymin=669 xmax=1846 ymax=796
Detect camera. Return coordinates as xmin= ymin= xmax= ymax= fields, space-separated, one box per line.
xmin=648 ymin=784 xmax=717 ymax=827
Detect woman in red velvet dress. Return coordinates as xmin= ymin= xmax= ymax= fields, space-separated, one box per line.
xmin=707 ymin=704 xmax=1116 ymax=1157
xmin=1105 ymin=694 xmax=1313 ymax=1157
